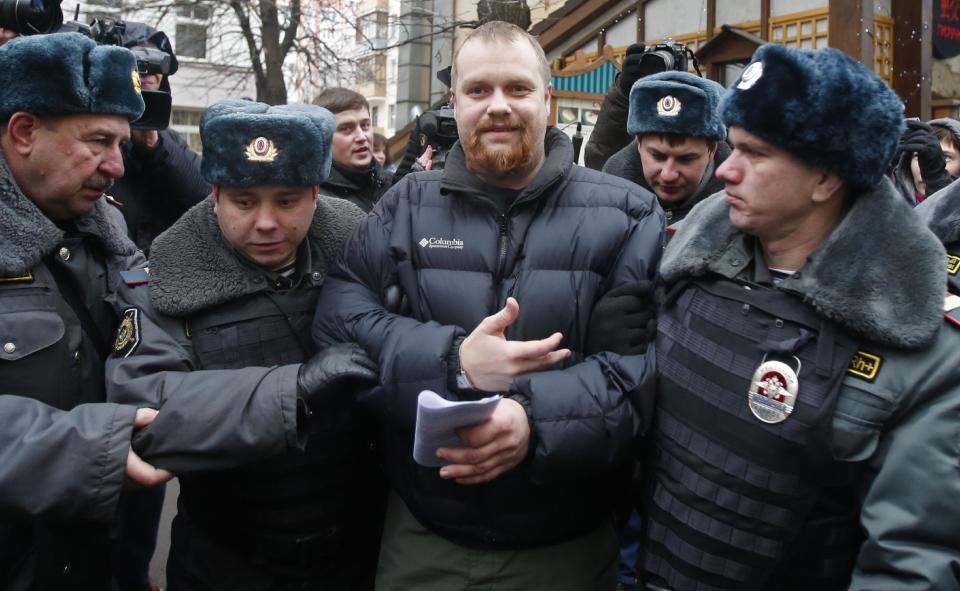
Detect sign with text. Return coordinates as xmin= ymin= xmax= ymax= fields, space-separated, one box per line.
xmin=935 ymin=0 xmax=960 ymax=58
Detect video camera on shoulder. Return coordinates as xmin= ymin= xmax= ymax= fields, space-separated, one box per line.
xmin=634 ymin=40 xmax=701 ymax=77
xmin=417 ymin=66 xmax=458 ymax=171
xmin=0 ymin=0 xmax=63 ymax=35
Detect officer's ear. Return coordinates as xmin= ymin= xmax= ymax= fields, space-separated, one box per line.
xmin=211 ymin=184 xmax=221 ymax=214
xmin=4 ymin=112 xmax=43 ymax=156
xmin=313 ymin=184 xmax=320 ymax=204
xmin=811 ymin=170 xmax=845 ymax=204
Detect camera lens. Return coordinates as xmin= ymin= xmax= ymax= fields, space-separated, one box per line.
xmin=0 ymin=0 xmax=63 ymax=35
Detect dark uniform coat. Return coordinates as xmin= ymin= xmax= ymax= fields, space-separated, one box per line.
xmin=645 ymin=178 xmax=960 ymax=590
xmin=0 ymin=152 xmax=144 ymax=590
xmin=105 ymin=196 xmax=371 ymax=590
xmin=318 ymin=160 xmax=392 ymax=213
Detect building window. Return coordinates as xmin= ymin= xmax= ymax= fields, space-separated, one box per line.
xmin=171 ymin=108 xmax=205 ymax=152
xmin=171 ymin=108 xmax=204 ymax=127
xmin=356 ymin=10 xmax=388 ymax=48
xmin=389 ymin=104 xmax=395 ymax=128
xmin=372 ymin=106 xmax=379 ymax=127
xmin=176 ymin=4 xmax=210 ymax=59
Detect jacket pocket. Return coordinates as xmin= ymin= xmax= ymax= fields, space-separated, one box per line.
xmin=830 ymin=378 xmax=898 ymax=462
xmin=0 ymin=289 xmax=66 ymax=362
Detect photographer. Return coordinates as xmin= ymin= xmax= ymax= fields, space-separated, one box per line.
xmin=105 ymin=22 xmax=208 ymax=255
xmin=585 ymin=42 xmax=696 ymax=171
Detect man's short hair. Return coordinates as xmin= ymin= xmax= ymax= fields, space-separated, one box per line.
xmin=451 ymin=21 xmax=551 ymax=87
xmin=313 ymin=88 xmax=370 ymax=115
xmin=641 ymin=133 xmax=718 ymax=152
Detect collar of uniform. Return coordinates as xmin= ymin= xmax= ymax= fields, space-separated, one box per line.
xmin=244 ymin=238 xmax=314 ymax=290
xmin=148 ymin=195 xmax=364 ymax=316
xmin=661 ymin=176 xmax=946 ymax=350
xmin=439 ymin=126 xmax=573 ymax=208
xmin=0 ymin=150 xmax=136 ymax=276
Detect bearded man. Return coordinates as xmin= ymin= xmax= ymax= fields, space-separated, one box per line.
xmin=312 ymin=19 xmax=664 ymax=591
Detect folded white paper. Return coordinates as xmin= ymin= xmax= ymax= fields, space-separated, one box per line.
xmin=413 ymin=390 xmax=502 ymax=467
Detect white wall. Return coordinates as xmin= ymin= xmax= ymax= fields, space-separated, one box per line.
xmin=643 ymin=0 xmax=706 ymax=41
xmin=716 ymin=0 xmax=760 ymax=27
xmin=770 ymin=0 xmax=827 ymax=17
xmin=604 ymin=12 xmax=638 ymax=49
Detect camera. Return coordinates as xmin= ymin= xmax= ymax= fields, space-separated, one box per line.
xmin=418 ymin=105 xmax=458 ymax=171
xmin=0 ymin=0 xmax=63 ymax=35
xmin=635 ymin=40 xmax=699 ymax=77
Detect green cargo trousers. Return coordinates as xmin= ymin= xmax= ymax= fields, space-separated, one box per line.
xmin=376 ymin=492 xmax=619 ymax=591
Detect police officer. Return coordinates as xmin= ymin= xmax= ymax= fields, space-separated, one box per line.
xmin=916 ymin=176 xmax=960 ymax=296
xmin=602 ymin=71 xmax=728 ymax=228
xmin=0 ymin=33 xmax=173 ymax=589
xmin=597 ymin=44 xmax=960 ymax=589
xmin=105 ymin=100 xmax=380 ymax=590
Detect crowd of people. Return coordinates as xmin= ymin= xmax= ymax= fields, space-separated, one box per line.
xmin=1 ymin=17 xmax=959 ymax=591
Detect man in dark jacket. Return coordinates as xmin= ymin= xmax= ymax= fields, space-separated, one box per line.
xmin=599 ymin=44 xmax=960 ymax=590
xmin=106 ymin=100 xmax=381 ymax=590
xmin=916 ymin=175 xmax=960 ymax=295
xmin=109 ymin=22 xmax=209 ymax=255
xmin=0 ymin=33 xmax=173 ymax=590
xmin=313 ymin=87 xmax=391 ymax=212
xmin=603 ymin=71 xmax=728 ymax=226
xmin=312 ymin=20 xmax=662 ymax=590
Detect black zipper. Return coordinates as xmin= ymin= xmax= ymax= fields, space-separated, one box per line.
xmin=494 ymin=213 xmax=509 ymax=284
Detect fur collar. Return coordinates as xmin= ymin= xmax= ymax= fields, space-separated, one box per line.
xmin=0 ymin=151 xmax=136 ymax=276
xmin=662 ymin=177 xmax=946 ymax=350
xmin=148 ymin=195 xmax=364 ymax=316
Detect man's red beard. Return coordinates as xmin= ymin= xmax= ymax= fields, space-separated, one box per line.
xmin=464 ymin=119 xmax=535 ymax=176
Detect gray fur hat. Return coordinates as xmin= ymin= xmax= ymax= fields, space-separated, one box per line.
xmin=0 ymin=32 xmax=145 ymax=121
xmin=200 ymin=100 xmax=335 ymax=187
xmin=627 ymin=71 xmax=726 ymax=141
xmin=719 ymin=44 xmax=904 ymax=193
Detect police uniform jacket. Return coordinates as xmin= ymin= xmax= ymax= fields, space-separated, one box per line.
xmin=0 ymin=152 xmax=146 ymax=590
xmin=915 ymin=176 xmax=960 ymax=295
xmin=646 ymin=177 xmax=960 ymax=590
xmin=105 ymin=195 xmax=369 ymax=588
xmin=603 ymin=139 xmax=730 ymax=226
xmin=312 ymin=127 xmax=663 ymax=549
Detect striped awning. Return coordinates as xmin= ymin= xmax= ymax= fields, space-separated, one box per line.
xmin=551 ymin=60 xmax=619 ymax=95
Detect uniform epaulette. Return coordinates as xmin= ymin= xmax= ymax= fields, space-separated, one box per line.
xmin=120 ymin=267 xmax=150 ymax=286
xmin=945 ymin=293 xmax=960 ymax=328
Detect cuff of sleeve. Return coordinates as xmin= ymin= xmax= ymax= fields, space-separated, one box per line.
xmin=446 ymin=335 xmax=467 ymax=393
xmin=276 ymin=364 xmax=307 ymax=450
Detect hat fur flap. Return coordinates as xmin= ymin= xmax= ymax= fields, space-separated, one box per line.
xmin=200 ymin=100 xmax=335 ymax=187
xmin=720 ymin=44 xmax=904 ymax=193
xmin=627 ymin=71 xmax=726 ymax=140
xmin=0 ymin=33 xmax=144 ymax=121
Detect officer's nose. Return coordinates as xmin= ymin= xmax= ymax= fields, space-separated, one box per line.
xmin=660 ymin=159 xmax=680 ymax=182
xmin=253 ymin=205 xmax=280 ymax=232
xmin=716 ymin=155 xmax=740 ymax=185
xmin=98 ymin=144 xmax=125 ymax=179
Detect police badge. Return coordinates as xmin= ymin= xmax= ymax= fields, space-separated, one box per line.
xmin=747 ymin=355 xmax=800 ymax=424
xmin=114 ymin=308 xmax=141 ymax=358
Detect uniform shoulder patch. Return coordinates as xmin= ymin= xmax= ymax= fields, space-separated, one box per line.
xmin=847 ymin=350 xmax=882 ymax=382
xmin=114 ymin=308 xmax=141 ymax=358
xmin=946 ymin=294 xmax=960 ymax=328
xmin=0 ymin=271 xmax=34 ymax=283
xmin=120 ymin=268 xmax=150 ymax=286
xmin=948 ymin=253 xmax=960 ymax=276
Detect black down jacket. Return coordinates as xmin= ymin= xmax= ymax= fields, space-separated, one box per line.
xmin=313 ymin=127 xmax=663 ymax=549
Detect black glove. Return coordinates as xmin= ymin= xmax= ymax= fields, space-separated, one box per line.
xmin=585 ymin=280 xmax=657 ymax=356
xmin=900 ymin=119 xmax=947 ymax=178
xmin=297 ymin=343 xmax=379 ymax=410
xmin=618 ymin=43 xmax=647 ymax=95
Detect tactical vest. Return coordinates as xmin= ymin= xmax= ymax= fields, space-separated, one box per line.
xmin=0 ymin=251 xmax=116 ymax=590
xmin=176 ymin=288 xmax=371 ymax=574
xmin=642 ymin=276 xmax=864 ymax=591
